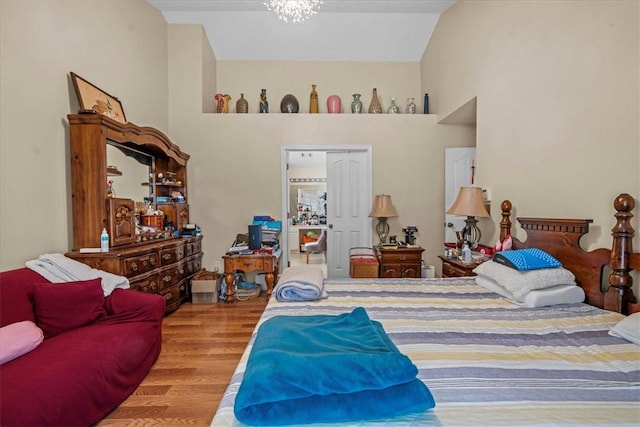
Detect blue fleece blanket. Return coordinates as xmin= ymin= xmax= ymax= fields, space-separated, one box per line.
xmin=234 ymin=307 xmax=435 ymax=425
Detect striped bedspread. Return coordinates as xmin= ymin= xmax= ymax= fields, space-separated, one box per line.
xmin=211 ymin=278 xmax=640 ymax=426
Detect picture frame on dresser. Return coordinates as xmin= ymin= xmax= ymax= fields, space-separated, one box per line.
xmin=70 ymin=72 xmax=127 ymax=124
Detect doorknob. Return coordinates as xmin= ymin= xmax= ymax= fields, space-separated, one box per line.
xmin=328 ymin=224 xmax=333 ymax=229
xmin=446 ymin=222 xmax=454 ymax=228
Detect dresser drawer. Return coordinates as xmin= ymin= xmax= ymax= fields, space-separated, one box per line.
xmin=130 ymin=274 xmax=159 ymax=294
xmin=184 ymin=257 xmax=201 ymax=278
xmin=159 ymin=284 xmax=182 ymax=310
xmin=186 ymin=240 xmax=201 ymax=256
xmin=381 ymin=251 xmax=421 ymax=264
xmin=442 ymin=260 xmax=476 ymax=277
xmin=124 ymin=253 xmax=158 ymax=277
xmin=159 ymin=245 xmax=185 ymax=266
xmin=225 ymin=257 xmax=264 ymax=271
xmin=158 ymin=267 xmax=181 ymax=290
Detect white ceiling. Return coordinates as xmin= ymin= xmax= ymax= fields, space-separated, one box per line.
xmin=147 ymin=0 xmax=456 ymax=62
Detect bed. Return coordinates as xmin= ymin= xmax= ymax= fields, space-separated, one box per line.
xmin=211 ymin=194 xmax=640 ymax=426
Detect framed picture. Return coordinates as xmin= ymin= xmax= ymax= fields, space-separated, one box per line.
xmin=70 ymin=72 xmax=126 ymax=123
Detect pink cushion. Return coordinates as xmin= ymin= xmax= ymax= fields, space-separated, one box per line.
xmin=0 ymin=320 xmax=44 ymax=365
xmin=33 ymin=278 xmax=106 ymax=338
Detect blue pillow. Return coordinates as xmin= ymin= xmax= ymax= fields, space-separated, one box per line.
xmin=492 ymin=248 xmax=562 ymax=271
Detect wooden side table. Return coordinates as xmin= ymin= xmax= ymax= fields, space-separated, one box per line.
xmin=376 ymin=246 xmax=424 ymax=278
xmin=438 ymin=255 xmax=483 ymax=277
xmin=223 ymin=250 xmax=281 ymax=302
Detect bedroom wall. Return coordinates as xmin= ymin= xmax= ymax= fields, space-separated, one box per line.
xmin=0 ymin=0 xmax=169 ymax=270
xmin=421 ymin=0 xmax=640 ymax=252
xmin=166 ymin=25 xmax=476 ymax=272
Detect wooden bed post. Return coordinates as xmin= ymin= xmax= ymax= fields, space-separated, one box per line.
xmin=607 ymin=193 xmax=636 ymax=314
xmin=499 ymin=200 xmax=513 ymax=243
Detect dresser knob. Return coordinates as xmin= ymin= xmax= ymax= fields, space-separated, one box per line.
xmin=131 ymin=262 xmax=138 ymax=271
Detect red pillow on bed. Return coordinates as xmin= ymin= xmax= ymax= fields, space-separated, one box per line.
xmin=33 ymin=278 xmax=106 ymax=338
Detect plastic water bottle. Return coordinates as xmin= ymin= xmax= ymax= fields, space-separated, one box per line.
xmin=461 ymin=242 xmax=472 ymax=263
xmin=100 ymin=228 xmax=109 ymax=252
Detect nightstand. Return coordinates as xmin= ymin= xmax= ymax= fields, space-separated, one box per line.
xmin=376 ymin=246 xmax=424 ymax=278
xmin=438 ymin=255 xmax=484 ymax=278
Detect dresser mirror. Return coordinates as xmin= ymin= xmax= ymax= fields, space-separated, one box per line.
xmin=106 ymin=142 xmax=154 ymax=202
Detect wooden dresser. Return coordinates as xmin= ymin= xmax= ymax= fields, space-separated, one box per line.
xmin=65 ymin=112 xmax=201 ymax=314
xmin=68 ymin=237 xmax=202 ymax=313
xmin=376 ymin=246 xmax=424 ymax=278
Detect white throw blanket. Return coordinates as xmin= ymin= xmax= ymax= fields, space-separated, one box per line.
xmin=274 ymin=265 xmax=327 ymax=301
xmin=26 ymin=253 xmax=129 ymax=296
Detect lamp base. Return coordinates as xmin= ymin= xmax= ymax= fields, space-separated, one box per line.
xmin=376 ymin=218 xmax=390 ymax=245
xmin=462 ymin=216 xmax=481 ymax=250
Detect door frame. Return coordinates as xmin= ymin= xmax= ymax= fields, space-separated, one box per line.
xmin=280 ymin=145 xmax=373 ymax=270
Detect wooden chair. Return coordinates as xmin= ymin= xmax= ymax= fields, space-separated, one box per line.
xmin=302 ymin=229 xmax=327 ymax=264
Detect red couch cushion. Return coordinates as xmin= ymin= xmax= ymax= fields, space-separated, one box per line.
xmin=33 ymin=278 xmax=106 ymax=338
xmin=0 ymin=268 xmax=47 ymax=327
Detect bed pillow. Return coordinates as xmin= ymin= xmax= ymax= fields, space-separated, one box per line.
xmin=609 ymin=313 xmax=640 ymax=345
xmin=522 ymin=284 xmax=585 ymax=307
xmin=493 ymin=248 xmax=562 ymax=271
xmin=0 ymin=320 xmax=44 ymax=365
xmin=473 ymin=260 xmax=576 ymax=301
xmin=475 ymin=275 xmax=584 ymax=306
xmin=33 ymin=278 xmax=106 ymax=338
xmin=475 ymin=275 xmax=515 ymax=300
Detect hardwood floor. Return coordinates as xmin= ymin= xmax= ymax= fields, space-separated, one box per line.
xmin=98 ymin=296 xmax=268 ymax=427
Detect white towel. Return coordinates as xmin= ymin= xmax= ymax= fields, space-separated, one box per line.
xmin=274 ymin=265 xmax=327 ymax=302
xmin=26 ymin=253 xmax=129 ymax=296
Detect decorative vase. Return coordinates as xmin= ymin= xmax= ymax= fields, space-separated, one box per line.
xmin=406 ymin=97 xmax=416 ymax=114
xmin=368 ymin=88 xmax=382 ymax=114
xmin=351 ymin=94 xmax=362 ymax=114
xmin=259 ymin=89 xmax=269 ymax=113
xmin=423 ymin=93 xmax=430 ymax=114
xmin=236 ymin=93 xmax=248 ymax=113
xmin=280 ymin=94 xmax=299 ymax=113
xmin=327 ymin=95 xmax=341 ymax=114
xmin=387 ymin=97 xmax=399 ymax=114
xmin=309 ymin=84 xmax=319 ymax=114
xmin=215 ymin=93 xmax=231 ymax=113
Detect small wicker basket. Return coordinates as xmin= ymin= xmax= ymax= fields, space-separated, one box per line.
xmin=235 ymin=286 xmax=261 ymax=301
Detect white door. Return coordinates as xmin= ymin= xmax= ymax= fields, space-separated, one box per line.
xmin=326 ymin=150 xmax=371 ymax=278
xmin=444 ymin=148 xmax=476 ymax=243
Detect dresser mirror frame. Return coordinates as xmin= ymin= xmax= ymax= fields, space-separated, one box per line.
xmin=69 ymin=112 xmax=190 ymax=250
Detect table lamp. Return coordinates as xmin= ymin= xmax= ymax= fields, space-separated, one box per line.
xmin=446 ymin=187 xmax=490 ymax=249
xmin=369 ymin=194 xmax=399 ymax=245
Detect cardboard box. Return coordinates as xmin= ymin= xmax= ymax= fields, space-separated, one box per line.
xmin=191 ymin=270 xmax=221 ymax=304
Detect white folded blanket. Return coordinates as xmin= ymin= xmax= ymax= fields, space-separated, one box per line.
xmin=274 ymin=265 xmax=327 ymax=302
xmin=26 ymin=253 xmax=129 ymax=296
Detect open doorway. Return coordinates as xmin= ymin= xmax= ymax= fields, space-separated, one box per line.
xmin=281 ymin=146 xmax=373 ymax=278
xmin=287 ymin=151 xmax=328 ymax=276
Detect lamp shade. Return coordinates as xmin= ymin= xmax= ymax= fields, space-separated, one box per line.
xmin=447 ymin=187 xmax=489 ymax=218
xmin=369 ymin=194 xmax=399 ymax=218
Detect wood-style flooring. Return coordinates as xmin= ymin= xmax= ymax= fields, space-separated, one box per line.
xmin=98 ymin=296 xmax=268 ymax=427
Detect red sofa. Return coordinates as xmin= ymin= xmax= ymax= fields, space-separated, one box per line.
xmin=0 ymin=267 xmax=165 ymax=426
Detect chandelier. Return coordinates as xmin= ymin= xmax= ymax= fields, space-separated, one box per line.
xmin=264 ymin=0 xmax=323 ymax=23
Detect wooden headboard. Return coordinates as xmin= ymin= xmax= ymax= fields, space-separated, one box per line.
xmin=497 ymin=194 xmax=637 ymax=314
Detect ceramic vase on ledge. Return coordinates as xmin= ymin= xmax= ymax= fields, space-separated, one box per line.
xmin=368 ymin=88 xmax=382 ymax=114
xmin=327 ymin=95 xmax=341 ymax=113
xmin=351 ymin=94 xmax=362 ymax=114
xmin=236 ymin=93 xmax=248 ymax=113
xmin=406 ymin=97 xmax=416 ymax=114
xmin=387 ymin=97 xmax=399 ymax=114
xmin=280 ymin=94 xmax=299 ymax=113
xmin=260 ymin=89 xmax=269 ymax=113
xmin=309 ymin=84 xmax=319 ymax=114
